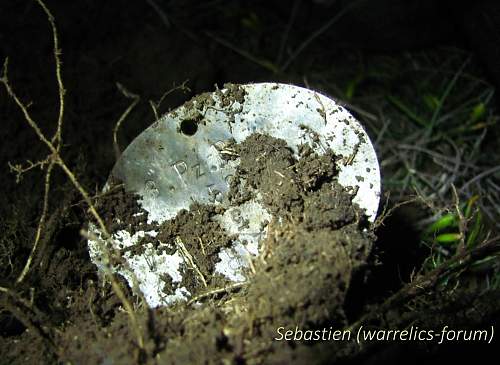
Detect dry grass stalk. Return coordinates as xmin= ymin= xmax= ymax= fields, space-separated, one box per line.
xmin=0 ymin=0 xmax=146 ymax=353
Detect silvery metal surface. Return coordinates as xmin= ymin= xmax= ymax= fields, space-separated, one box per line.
xmin=88 ymin=82 xmax=381 ymax=307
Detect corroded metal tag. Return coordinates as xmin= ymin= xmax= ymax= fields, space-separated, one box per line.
xmin=88 ymin=83 xmax=381 ymax=307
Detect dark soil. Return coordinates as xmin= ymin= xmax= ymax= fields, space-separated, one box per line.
xmin=94 ymin=184 xmax=152 ymax=237
xmin=92 ymin=183 xmax=236 ymax=300
xmin=156 ymin=203 xmax=235 ymax=296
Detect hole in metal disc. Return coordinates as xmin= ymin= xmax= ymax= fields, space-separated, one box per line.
xmin=179 ymin=119 xmax=198 ymax=136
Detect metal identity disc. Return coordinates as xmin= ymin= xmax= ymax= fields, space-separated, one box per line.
xmin=88 ymin=82 xmax=381 ymax=307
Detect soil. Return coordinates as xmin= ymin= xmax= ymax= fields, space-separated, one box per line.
xmin=155 ymin=203 xmax=235 ymax=297
xmin=92 ymin=183 xmax=236 ymax=300
xmin=94 ymin=183 xmax=152 ymax=237
xmin=55 ymin=130 xmax=374 ymax=364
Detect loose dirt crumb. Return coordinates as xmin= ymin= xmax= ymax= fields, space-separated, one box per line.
xmin=156 ymin=203 xmax=235 ymax=297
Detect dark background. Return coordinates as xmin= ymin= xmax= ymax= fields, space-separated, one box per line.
xmin=1 ymin=0 xmax=500 ymax=183
xmin=1 ymin=0 xmax=500 ymax=207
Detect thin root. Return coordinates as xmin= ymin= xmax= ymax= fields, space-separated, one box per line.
xmin=187 ymin=282 xmax=247 ymax=306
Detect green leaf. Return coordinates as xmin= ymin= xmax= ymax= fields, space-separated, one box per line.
xmin=470 ymin=102 xmax=486 ymax=123
xmin=425 ymin=213 xmax=457 ymax=234
xmin=466 ymin=211 xmax=483 ymax=247
xmin=436 ymin=232 xmax=462 ymax=244
xmin=423 ymin=94 xmax=439 ymax=111
xmin=464 ymin=195 xmax=479 ymax=219
xmin=345 ymin=74 xmax=363 ymax=101
xmin=387 ymin=94 xmax=428 ymax=127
